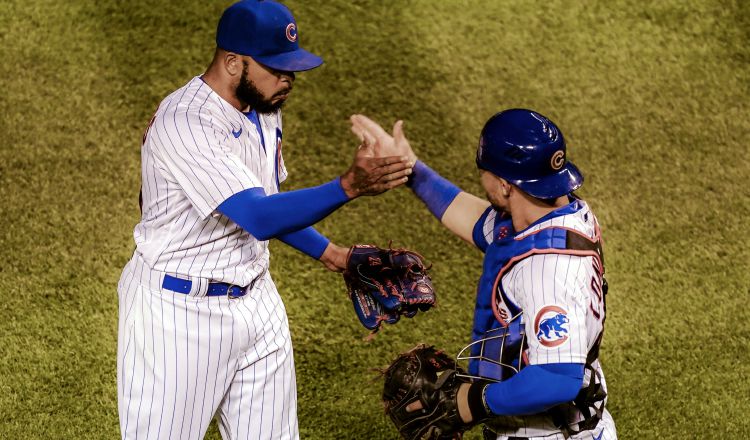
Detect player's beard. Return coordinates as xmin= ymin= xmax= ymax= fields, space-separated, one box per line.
xmin=236 ymin=62 xmax=289 ymax=114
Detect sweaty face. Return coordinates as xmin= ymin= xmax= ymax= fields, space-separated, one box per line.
xmin=235 ymin=59 xmax=294 ymax=114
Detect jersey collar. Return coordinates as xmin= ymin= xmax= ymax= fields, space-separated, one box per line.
xmin=517 ymin=196 xmax=583 ymax=234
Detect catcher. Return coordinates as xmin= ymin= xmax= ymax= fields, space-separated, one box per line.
xmin=354 ymin=110 xmax=617 ymax=439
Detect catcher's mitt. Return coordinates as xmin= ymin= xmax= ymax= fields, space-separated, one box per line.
xmin=344 ymin=244 xmax=435 ymax=333
xmin=382 ymin=345 xmax=471 ymax=440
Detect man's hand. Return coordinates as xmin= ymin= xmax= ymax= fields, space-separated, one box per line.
xmin=319 ymin=242 xmax=348 ymax=272
xmin=340 ymin=135 xmax=413 ymax=198
xmin=350 ymin=115 xmax=418 ymax=164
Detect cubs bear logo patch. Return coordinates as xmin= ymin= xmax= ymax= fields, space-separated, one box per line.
xmin=534 ymin=305 xmax=569 ymax=348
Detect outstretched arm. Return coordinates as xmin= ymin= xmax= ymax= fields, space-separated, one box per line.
xmin=443 ymin=193 xmax=492 ymax=241
xmin=218 ymin=180 xmax=349 ymax=241
xmin=218 ymin=140 xmax=413 ymax=240
xmin=408 ymin=160 xmax=490 ymax=244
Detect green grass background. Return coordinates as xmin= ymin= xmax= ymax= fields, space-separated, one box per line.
xmin=1 ymin=0 xmax=748 ymax=438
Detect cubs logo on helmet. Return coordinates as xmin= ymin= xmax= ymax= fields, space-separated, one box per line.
xmin=534 ymin=305 xmax=569 ymax=348
xmin=550 ymin=150 xmax=565 ymax=170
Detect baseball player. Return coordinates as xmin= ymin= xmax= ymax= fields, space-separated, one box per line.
xmin=352 ymin=110 xmax=617 ymax=439
xmin=117 ymin=2 xmax=413 ymax=439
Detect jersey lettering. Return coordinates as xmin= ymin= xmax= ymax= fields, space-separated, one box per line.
xmin=590 ymin=256 xmax=604 ymax=320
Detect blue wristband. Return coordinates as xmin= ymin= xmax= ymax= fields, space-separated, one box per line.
xmin=408 ymin=160 xmax=462 ymax=220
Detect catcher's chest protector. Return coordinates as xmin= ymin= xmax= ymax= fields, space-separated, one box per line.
xmin=470 ymin=221 xmax=605 ymax=377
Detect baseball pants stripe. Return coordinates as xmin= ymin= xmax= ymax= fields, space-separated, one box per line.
xmin=117 ymin=256 xmax=298 ymax=440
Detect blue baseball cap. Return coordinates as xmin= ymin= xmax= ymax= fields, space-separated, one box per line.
xmin=216 ymin=0 xmax=323 ymax=72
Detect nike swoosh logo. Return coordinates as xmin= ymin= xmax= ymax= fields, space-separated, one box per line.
xmin=232 ymin=127 xmax=242 ymax=138
xmin=593 ymin=430 xmax=604 ymax=440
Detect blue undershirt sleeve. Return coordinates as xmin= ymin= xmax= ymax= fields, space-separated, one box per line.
xmin=277 ymin=227 xmax=330 ymax=260
xmin=477 ymin=363 xmax=584 ymax=416
xmin=408 ymin=160 xmax=462 ymax=220
xmin=471 ymin=206 xmax=494 ymax=253
xmin=217 ymin=178 xmax=349 ymax=241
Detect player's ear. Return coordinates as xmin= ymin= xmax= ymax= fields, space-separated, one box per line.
xmin=224 ymin=52 xmax=242 ymax=77
xmin=498 ymin=178 xmax=511 ymax=197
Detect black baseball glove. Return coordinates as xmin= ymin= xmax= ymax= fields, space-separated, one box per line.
xmin=344 ymin=244 xmax=435 ymax=333
xmin=382 ymin=345 xmax=486 ymax=440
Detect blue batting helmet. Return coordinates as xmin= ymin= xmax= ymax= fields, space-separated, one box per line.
xmin=476 ymin=109 xmax=583 ymax=199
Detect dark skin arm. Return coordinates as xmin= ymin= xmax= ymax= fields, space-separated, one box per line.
xmin=319 ymin=242 xmax=348 ymax=272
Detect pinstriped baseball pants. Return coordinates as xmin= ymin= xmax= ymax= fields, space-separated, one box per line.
xmin=117 ymin=255 xmax=298 ymax=440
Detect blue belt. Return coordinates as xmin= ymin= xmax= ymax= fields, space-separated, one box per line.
xmin=162 ymin=274 xmax=249 ymax=298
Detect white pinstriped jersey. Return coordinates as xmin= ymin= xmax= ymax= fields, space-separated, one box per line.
xmin=501 ymin=203 xmax=604 ymax=366
xmin=479 ymin=202 xmax=616 ymax=439
xmin=134 ymin=76 xmax=287 ymax=286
